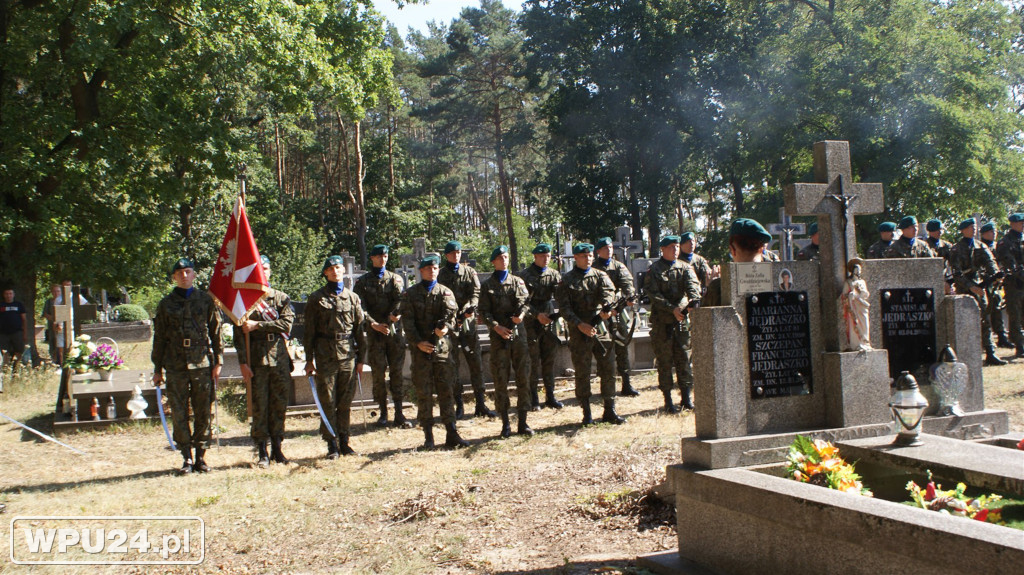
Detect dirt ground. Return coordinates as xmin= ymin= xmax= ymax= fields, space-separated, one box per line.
xmin=1 ymin=342 xmax=1022 ymax=574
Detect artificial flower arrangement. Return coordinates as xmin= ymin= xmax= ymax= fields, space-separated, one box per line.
xmin=86 ymin=343 xmax=125 ymax=370
xmin=905 ymin=471 xmax=1003 ymax=524
xmin=786 ymin=435 xmax=873 ymax=497
xmin=63 ymin=334 xmax=97 ymax=371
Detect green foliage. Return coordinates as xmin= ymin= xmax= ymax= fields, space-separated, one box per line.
xmin=113 ymin=305 xmax=149 ymax=322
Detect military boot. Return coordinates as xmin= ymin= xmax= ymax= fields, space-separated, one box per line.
xmin=620 ymin=373 xmax=639 ymax=397
xmin=499 ymin=410 xmax=512 ymax=439
xmin=473 ymin=389 xmax=497 ymax=418
xmin=997 ymin=333 xmax=1014 ymax=348
xmin=662 ymin=389 xmax=681 ymax=414
xmin=326 ymin=438 xmax=340 ymax=460
xmin=270 ymin=437 xmax=289 ymax=464
xmin=444 ymin=422 xmax=470 ymax=449
xmin=178 ymin=448 xmax=193 ymax=475
xmin=421 ymin=420 xmax=436 ymax=450
xmin=192 ymin=448 xmax=210 ymax=473
xmin=256 ymin=440 xmax=269 ymax=469
xmin=338 ymin=433 xmax=357 ymax=456
xmin=681 ymin=387 xmax=695 ymax=411
xmin=530 ymin=383 xmax=542 ymax=411
xmin=454 ymin=389 xmax=466 ymax=419
xmin=985 ymin=349 xmax=1008 ymax=366
xmin=392 ymin=397 xmax=413 ymax=429
xmin=581 ymin=401 xmax=594 ymax=426
xmin=543 ymin=381 xmax=563 ymax=409
xmin=1016 ymin=343 xmax=1024 ymax=358
xmin=601 ymin=399 xmax=626 ymax=425
xmin=375 ymin=402 xmax=389 ymax=427
xmin=517 ymin=409 xmax=534 ymax=437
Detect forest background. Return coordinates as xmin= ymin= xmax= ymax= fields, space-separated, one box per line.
xmin=3 ymin=0 xmax=1024 ymax=321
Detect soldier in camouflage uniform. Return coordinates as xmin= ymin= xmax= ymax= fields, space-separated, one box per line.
xmin=353 ymin=244 xmax=411 ymax=429
xmin=152 ymin=258 xmax=224 ymax=474
xmin=796 ymin=222 xmax=820 ymax=261
xmin=979 ymin=222 xmax=1011 ymax=348
xmin=234 ymin=255 xmax=294 ymax=468
xmin=438 ymin=241 xmax=495 ymax=418
xmin=555 ymin=243 xmax=624 ymax=426
xmin=644 ymin=235 xmax=703 ymax=412
xmin=995 ymin=213 xmax=1024 ymax=358
xmin=885 ymin=216 xmax=936 ymax=258
xmin=593 ymin=237 xmax=638 ymax=397
xmin=925 ymin=219 xmax=955 ymax=295
xmin=679 ymin=232 xmax=714 ymax=293
xmin=479 ymin=245 xmax=533 ymax=438
xmin=517 ymin=243 xmax=564 ymax=410
xmin=304 ymin=255 xmax=367 ymax=459
xmin=867 ymin=222 xmax=896 ymax=260
xmin=949 ymin=219 xmax=1006 ymax=366
xmin=701 ymin=219 xmax=772 ymax=307
xmin=401 ymin=256 xmax=469 ymax=449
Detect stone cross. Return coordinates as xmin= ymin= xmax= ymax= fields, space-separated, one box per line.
xmin=53 ymin=285 xmax=75 ymax=346
xmin=784 ymin=141 xmax=884 ymax=351
xmin=613 ymin=226 xmax=645 ymax=263
xmin=413 ymin=238 xmax=427 ymax=260
xmin=767 ymin=207 xmax=806 ymax=261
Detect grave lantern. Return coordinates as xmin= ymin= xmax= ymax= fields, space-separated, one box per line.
xmin=889 ymin=371 xmax=928 ymax=446
xmin=929 ymin=345 xmax=967 ymax=417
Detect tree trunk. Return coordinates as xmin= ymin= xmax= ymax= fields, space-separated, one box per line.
xmin=354 ymin=119 xmax=367 ymax=268
xmin=731 ymin=176 xmax=745 ymax=217
xmin=492 ymin=103 xmax=519 ymax=270
xmin=627 ymin=157 xmax=643 ymax=242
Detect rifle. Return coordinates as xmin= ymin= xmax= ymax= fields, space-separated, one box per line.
xmin=951 ymin=268 xmax=1008 ymax=290
xmin=429 ymin=319 xmax=448 ymax=362
xmin=671 ymin=299 xmax=702 ymax=345
xmin=456 ymin=306 xmax=476 ymax=353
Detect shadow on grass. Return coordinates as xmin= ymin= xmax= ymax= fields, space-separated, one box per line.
xmin=491 ymin=559 xmax=657 ymax=575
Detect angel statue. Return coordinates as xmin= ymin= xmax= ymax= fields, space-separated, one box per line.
xmin=841 ymin=258 xmax=871 ymax=351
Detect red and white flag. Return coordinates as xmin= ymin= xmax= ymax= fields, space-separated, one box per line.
xmin=209 ymin=196 xmax=268 ymax=325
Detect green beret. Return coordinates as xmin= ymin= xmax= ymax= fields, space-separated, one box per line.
xmin=419 ymin=255 xmax=440 ymax=269
xmin=925 ymin=219 xmax=944 ymax=232
xmin=260 ymin=254 xmax=270 ymax=266
xmin=679 ymin=232 xmax=695 ymax=243
xmin=595 ymin=237 xmax=613 ymax=250
xmin=443 ymin=241 xmax=462 ymax=254
xmin=729 ymin=218 xmax=772 ymax=243
xmin=898 ymin=216 xmax=917 ymax=229
xmin=878 ymin=222 xmax=897 ymax=233
xmin=370 ymin=244 xmax=389 ymax=256
xmin=171 ymin=258 xmax=194 ymax=274
xmin=322 ymin=255 xmax=344 ymax=272
xmin=659 ymin=235 xmax=681 ymax=247
xmin=808 ymin=222 xmax=819 ymax=236
xmin=532 ymin=243 xmax=552 ymax=254
xmin=979 ymin=221 xmax=995 ymax=234
xmin=1009 ymin=213 xmax=1024 ymax=223
xmin=490 ymin=245 xmax=509 ymax=261
xmin=958 ymin=218 xmax=976 ymax=231
xmin=572 ymin=243 xmax=594 ymax=254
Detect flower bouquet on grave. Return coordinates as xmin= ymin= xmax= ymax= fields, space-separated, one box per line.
xmin=86 ymin=343 xmax=125 ymax=371
xmin=786 ymin=435 xmax=873 ymax=497
xmin=63 ymin=334 xmax=97 ymax=372
xmin=905 ymin=471 xmax=1003 ymax=524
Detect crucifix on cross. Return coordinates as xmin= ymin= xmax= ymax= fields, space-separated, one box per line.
xmin=767 ymin=207 xmax=806 ymax=261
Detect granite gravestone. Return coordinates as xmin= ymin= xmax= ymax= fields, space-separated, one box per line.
xmin=879 ymin=287 xmax=937 ymax=378
xmin=767 ymin=207 xmax=807 ymax=262
xmin=746 ymin=291 xmax=813 ymax=398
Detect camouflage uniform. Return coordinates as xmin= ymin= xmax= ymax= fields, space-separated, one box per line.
xmin=643 ymin=258 xmax=702 ymax=405
xmin=795 ymin=243 xmax=820 ymax=261
xmin=884 ymin=237 xmax=936 ymax=258
xmin=981 ymin=238 xmax=1006 ymax=342
xmin=866 ymin=240 xmax=893 ymax=260
xmin=761 ymin=249 xmax=781 ymax=262
xmin=303 ymin=285 xmax=366 ymax=443
xmin=479 ymin=272 xmax=531 ymax=414
xmin=996 ymin=228 xmax=1024 ymax=352
xmin=233 ymin=289 xmax=294 ymax=443
xmin=438 ymin=260 xmax=488 ymax=413
xmin=926 ymin=236 xmax=953 ymax=261
xmin=592 ymin=256 xmax=636 ymax=380
xmin=152 ymin=289 xmax=224 ymax=453
xmin=949 ymin=238 xmax=1000 ymax=358
xmin=681 ymin=252 xmax=714 ymax=292
xmin=517 ymin=263 xmax=563 ymax=408
xmin=353 ymin=268 xmax=407 ymax=419
xmin=555 ymin=266 xmax=617 ymax=412
xmin=401 ymin=281 xmax=459 ymax=428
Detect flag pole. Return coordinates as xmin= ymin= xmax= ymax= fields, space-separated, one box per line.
xmin=238 ymin=164 xmax=255 ymax=424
